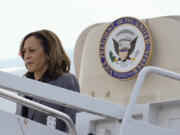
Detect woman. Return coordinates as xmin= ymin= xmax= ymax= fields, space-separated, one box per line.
xmin=16 ymin=29 xmax=80 ymax=132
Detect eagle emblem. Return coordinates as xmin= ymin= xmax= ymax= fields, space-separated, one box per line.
xmin=113 ymin=37 xmax=138 ymax=62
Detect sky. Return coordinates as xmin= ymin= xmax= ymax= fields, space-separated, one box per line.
xmin=0 ymin=0 xmax=180 ymax=59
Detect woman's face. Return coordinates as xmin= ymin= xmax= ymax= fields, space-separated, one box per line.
xmin=23 ymin=36 xmax=49 ymax=74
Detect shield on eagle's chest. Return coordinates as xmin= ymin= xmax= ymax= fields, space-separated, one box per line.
xmin=119 ymin=47 xmax=128 ymax=61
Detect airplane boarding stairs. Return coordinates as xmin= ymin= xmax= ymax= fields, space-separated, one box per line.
xmin=0 ymin=66 xmax=180 ymax=135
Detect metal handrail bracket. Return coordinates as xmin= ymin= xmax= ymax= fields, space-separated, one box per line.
xmin=119 ymin=66 xmax=180 ymax=135
xmin=0 ymin=89 xmax=77 ymax=135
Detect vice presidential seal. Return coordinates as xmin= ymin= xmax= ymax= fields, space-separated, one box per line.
xmin=99 ymin=17 xmax=153 ymax=80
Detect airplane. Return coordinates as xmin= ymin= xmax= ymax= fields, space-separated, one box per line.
xmin=0 ymin=16 xmax=180 ymax=135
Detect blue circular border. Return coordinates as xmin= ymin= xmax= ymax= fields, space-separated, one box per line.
xmin=99 ymin=17 xmax=152 ymax=79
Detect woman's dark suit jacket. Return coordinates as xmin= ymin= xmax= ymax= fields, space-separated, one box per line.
xmin=16 ymin=72 xmax=80 ymax=132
